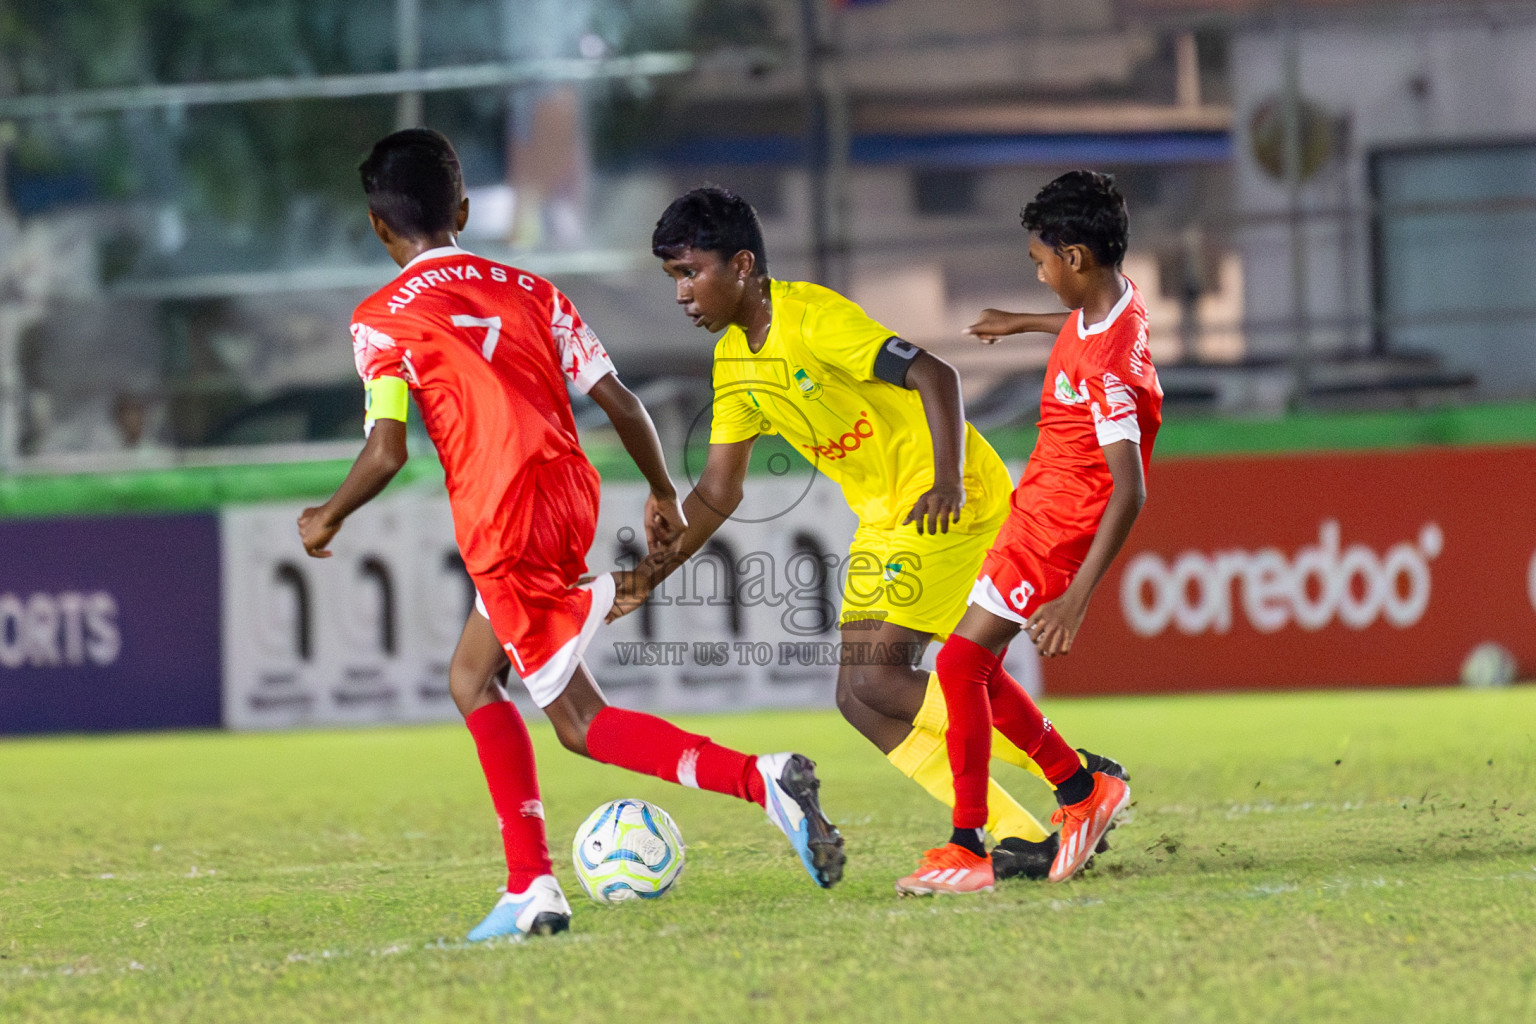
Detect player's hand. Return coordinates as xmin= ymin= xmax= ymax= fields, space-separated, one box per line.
xmin=964 ymin=309 xmax=1026 ymax=344
xmin=644 ymin=491 xmax=688 ymax=552
xmin=606 ymin=550 xmax=675 ymax=623
xmin=297 ymin=506 xmax=342 ymax=558
xmin=903 ymin=481 xmax=965 ymax=535
xmin=606 ymin=570 xmax=651 ymax=622
xmin=1024 ymin=593 xmax=1089 ymax=658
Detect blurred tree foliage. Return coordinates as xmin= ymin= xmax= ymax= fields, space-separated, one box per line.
xmin=0 ymin=0 xmax=397 ymax=223
xmin=0 ymin=0 xmax=781 ymax=223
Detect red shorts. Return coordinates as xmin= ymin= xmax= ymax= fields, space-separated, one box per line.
xmin=471 ymin=457 xmax=611 ymax=706
xmin=968 ymin=515 xmax=1076 ymax=624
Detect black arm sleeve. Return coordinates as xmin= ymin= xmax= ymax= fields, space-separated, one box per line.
xmin=871 ymin=336 xmax=923 ymax=388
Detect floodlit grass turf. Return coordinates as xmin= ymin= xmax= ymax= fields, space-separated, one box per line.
xmin=3 ymin=688 xmax=1535 ymax=1024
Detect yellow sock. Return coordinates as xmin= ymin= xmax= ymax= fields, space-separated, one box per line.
xmin=917 ymin=671 xmax=1050 ymax=783
xmin=991 ymin=734 xmax=1050 ymax=782
xmin=886 ymin=723 xmax=1050 ymax=843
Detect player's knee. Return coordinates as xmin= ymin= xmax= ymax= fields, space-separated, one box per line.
xmin=544 ymin=699 xmax=594 ymax=757
xmin=844 ymin=661 xmax=900 ymax=712
xmin=833 ymin=668 xmax=864 ymax=723
xmin=553 ymin=720 xmax=588 ymax=757
xmin=446 ymin=668 xmax=480 ymax=717
xmin=834 ymin=684 xmax=858 ymax=725
xmin=447 ymin=661 xmax=504 ymax=718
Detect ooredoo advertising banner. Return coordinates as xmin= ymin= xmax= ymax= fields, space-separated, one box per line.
xmin=0 ymin=513 xmax=223 ymax=734
xmin=1044 ymin=445 xmax=1536 ymax=695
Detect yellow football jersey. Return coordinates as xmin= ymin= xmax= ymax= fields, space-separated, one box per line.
xmin=709 ymin=280 xmax=1012 ymax=532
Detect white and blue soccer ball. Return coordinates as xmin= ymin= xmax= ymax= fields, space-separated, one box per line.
xmin=571 ymin=799 xmax=685 ymax=903
xmin=1460 ymin=641 xmax=1518 ymax=688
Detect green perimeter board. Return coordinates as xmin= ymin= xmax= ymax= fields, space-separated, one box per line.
xmin=6 ymin=401 xmax=1536 ymax=520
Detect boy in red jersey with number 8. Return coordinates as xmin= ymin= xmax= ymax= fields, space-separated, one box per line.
xmin=298 ymin=130 xmax=843 ymax=942
xmin=896 ymin=171 xmax=1161 ymax=895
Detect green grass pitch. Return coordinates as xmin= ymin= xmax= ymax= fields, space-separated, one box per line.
xmin=3 ymin=687 xmax=1535 ymax=1023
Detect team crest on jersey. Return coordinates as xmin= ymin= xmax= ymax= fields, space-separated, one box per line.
xmin=793 ymin=368 xmax=823 ymax=400
xmin=883 ymin=561 xmax=904 ymax=582
xmin=1054 ymin=371 xmax=1090 ymax=405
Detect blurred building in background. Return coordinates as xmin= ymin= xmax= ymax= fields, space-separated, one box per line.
xmin=1 ymin=0 xmax=1534 ymax=470
xmin=1218 ymin=0 xmax=1536 ymax=402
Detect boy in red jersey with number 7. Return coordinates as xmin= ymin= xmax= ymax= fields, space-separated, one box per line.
xmin=897 ymin=171 xmax=1161 ymax=895
xmin=298 ymin=130 xmax=843 ymax=942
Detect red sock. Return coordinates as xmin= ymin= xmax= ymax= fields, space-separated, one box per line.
xmin=986 ymin=665 xmax=1082 ymax=786
xmin=465 ymin=701 xmax=551 ymax=892
xmin=585 ymin=706 xmax=766 ymax=806
xmin=936 ymin=636 xmax=997 ymax=830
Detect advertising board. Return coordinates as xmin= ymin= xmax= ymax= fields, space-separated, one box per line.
xmin=1043 ymin=445 xmax=1536 ymax=694
xmin=221 ymin=492 xmax=466 ymax=730
xmin=215 ymin=468 xmax=1034 ymax=729
xmin=0 ymin=513 xmax=222 ymax=734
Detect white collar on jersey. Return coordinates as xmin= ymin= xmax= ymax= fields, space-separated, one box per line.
xmin=401 ymin=244 xmax=470 ymax=273
xmin=1076 ymin=278 xmax=1134 ymax=339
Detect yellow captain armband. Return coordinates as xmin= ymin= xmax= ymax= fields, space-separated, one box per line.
xmin=364 ymin=375 xmax=409 ymax=430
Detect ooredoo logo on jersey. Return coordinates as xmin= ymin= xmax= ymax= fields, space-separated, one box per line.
xmin=801 ymin=411 xmax=875 ymax=462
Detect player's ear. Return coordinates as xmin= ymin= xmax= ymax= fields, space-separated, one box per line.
xmin=367 ymin=210 xmax=394 ymax=247
xmin=1064 ymin=243 xmax=1089 ymax=273
xmin=455 ymin=195 xmax=469 ymax=233
xmin=731 ymin=249 xmax=756 ymax=281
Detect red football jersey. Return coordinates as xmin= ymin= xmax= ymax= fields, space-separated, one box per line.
xmin=350 ymin=246 xmax=615 ymax=575
xmin=1010 ymin=280 xmax=1162 ymax=570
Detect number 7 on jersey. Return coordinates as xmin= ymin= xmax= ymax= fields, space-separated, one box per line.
xmin=451 ymin=314 xmax=502 ymax=361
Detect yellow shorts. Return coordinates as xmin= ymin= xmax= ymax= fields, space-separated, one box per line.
xmin=839 ymin=510 xmax=1007 ymax=638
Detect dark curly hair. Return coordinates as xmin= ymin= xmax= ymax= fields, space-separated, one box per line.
xmin=359 ymin=128 xmax=464 ymax=240
xmin=652 ymin=186 xmax=769 ymax=276
xmin=1021 ymin=170 xmax=1129 ymax=268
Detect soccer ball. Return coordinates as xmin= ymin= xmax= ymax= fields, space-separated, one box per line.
xmin=571 ymin=799 xmax=685 ymax=903
xmin=1460 ymin=642 xmax=1517 ymax=688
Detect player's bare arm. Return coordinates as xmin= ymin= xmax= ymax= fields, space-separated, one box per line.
xmin=673 ymin=436 xmax=755 ymax=557
xmin=586 ymin=371 xmax=690 ymax=617
xmin=586 ymin=372 xmax=687 ymax=548
xmin=297 ymin=418 xmax=408 ymax=557
xmin=608 ymin=437 xmax=753 ymax=621
xmin=901 ymin=349 xmax=966 ymax=535
xmin=607 ymin=436 xmax=756 ymax=624
xmin=1026 ymin=438 xmax=1146 ymax=657
xmin=964 ymin=309 xmax=1072 ymax=343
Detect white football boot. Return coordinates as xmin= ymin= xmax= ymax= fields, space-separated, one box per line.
xmin=466 ymin=874 xmax=571 ymax=942
xmin=755 ymin=752 xmax=845 ymax=888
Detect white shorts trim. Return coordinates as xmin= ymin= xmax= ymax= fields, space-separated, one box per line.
xmin=518 ymin=573 xmax=617 ymax=708
xmin=968 ymin=575 xmax=1031 ymax=626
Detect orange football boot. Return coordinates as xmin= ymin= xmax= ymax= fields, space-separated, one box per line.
xmin=895 ymin=842 xmax=996 ymax=895
xmin=1048 ymin=772 xmax=1131 ymax=882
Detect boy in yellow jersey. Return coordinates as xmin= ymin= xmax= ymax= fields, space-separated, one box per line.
xmin=627 ymin=186 xmax=1126 ymax=880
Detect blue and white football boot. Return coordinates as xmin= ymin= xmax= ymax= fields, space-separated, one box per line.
xmin=756 ymin=752 xmax=845 ymax=888
xmin=466 ymin=874 xmax=571 ymax=942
